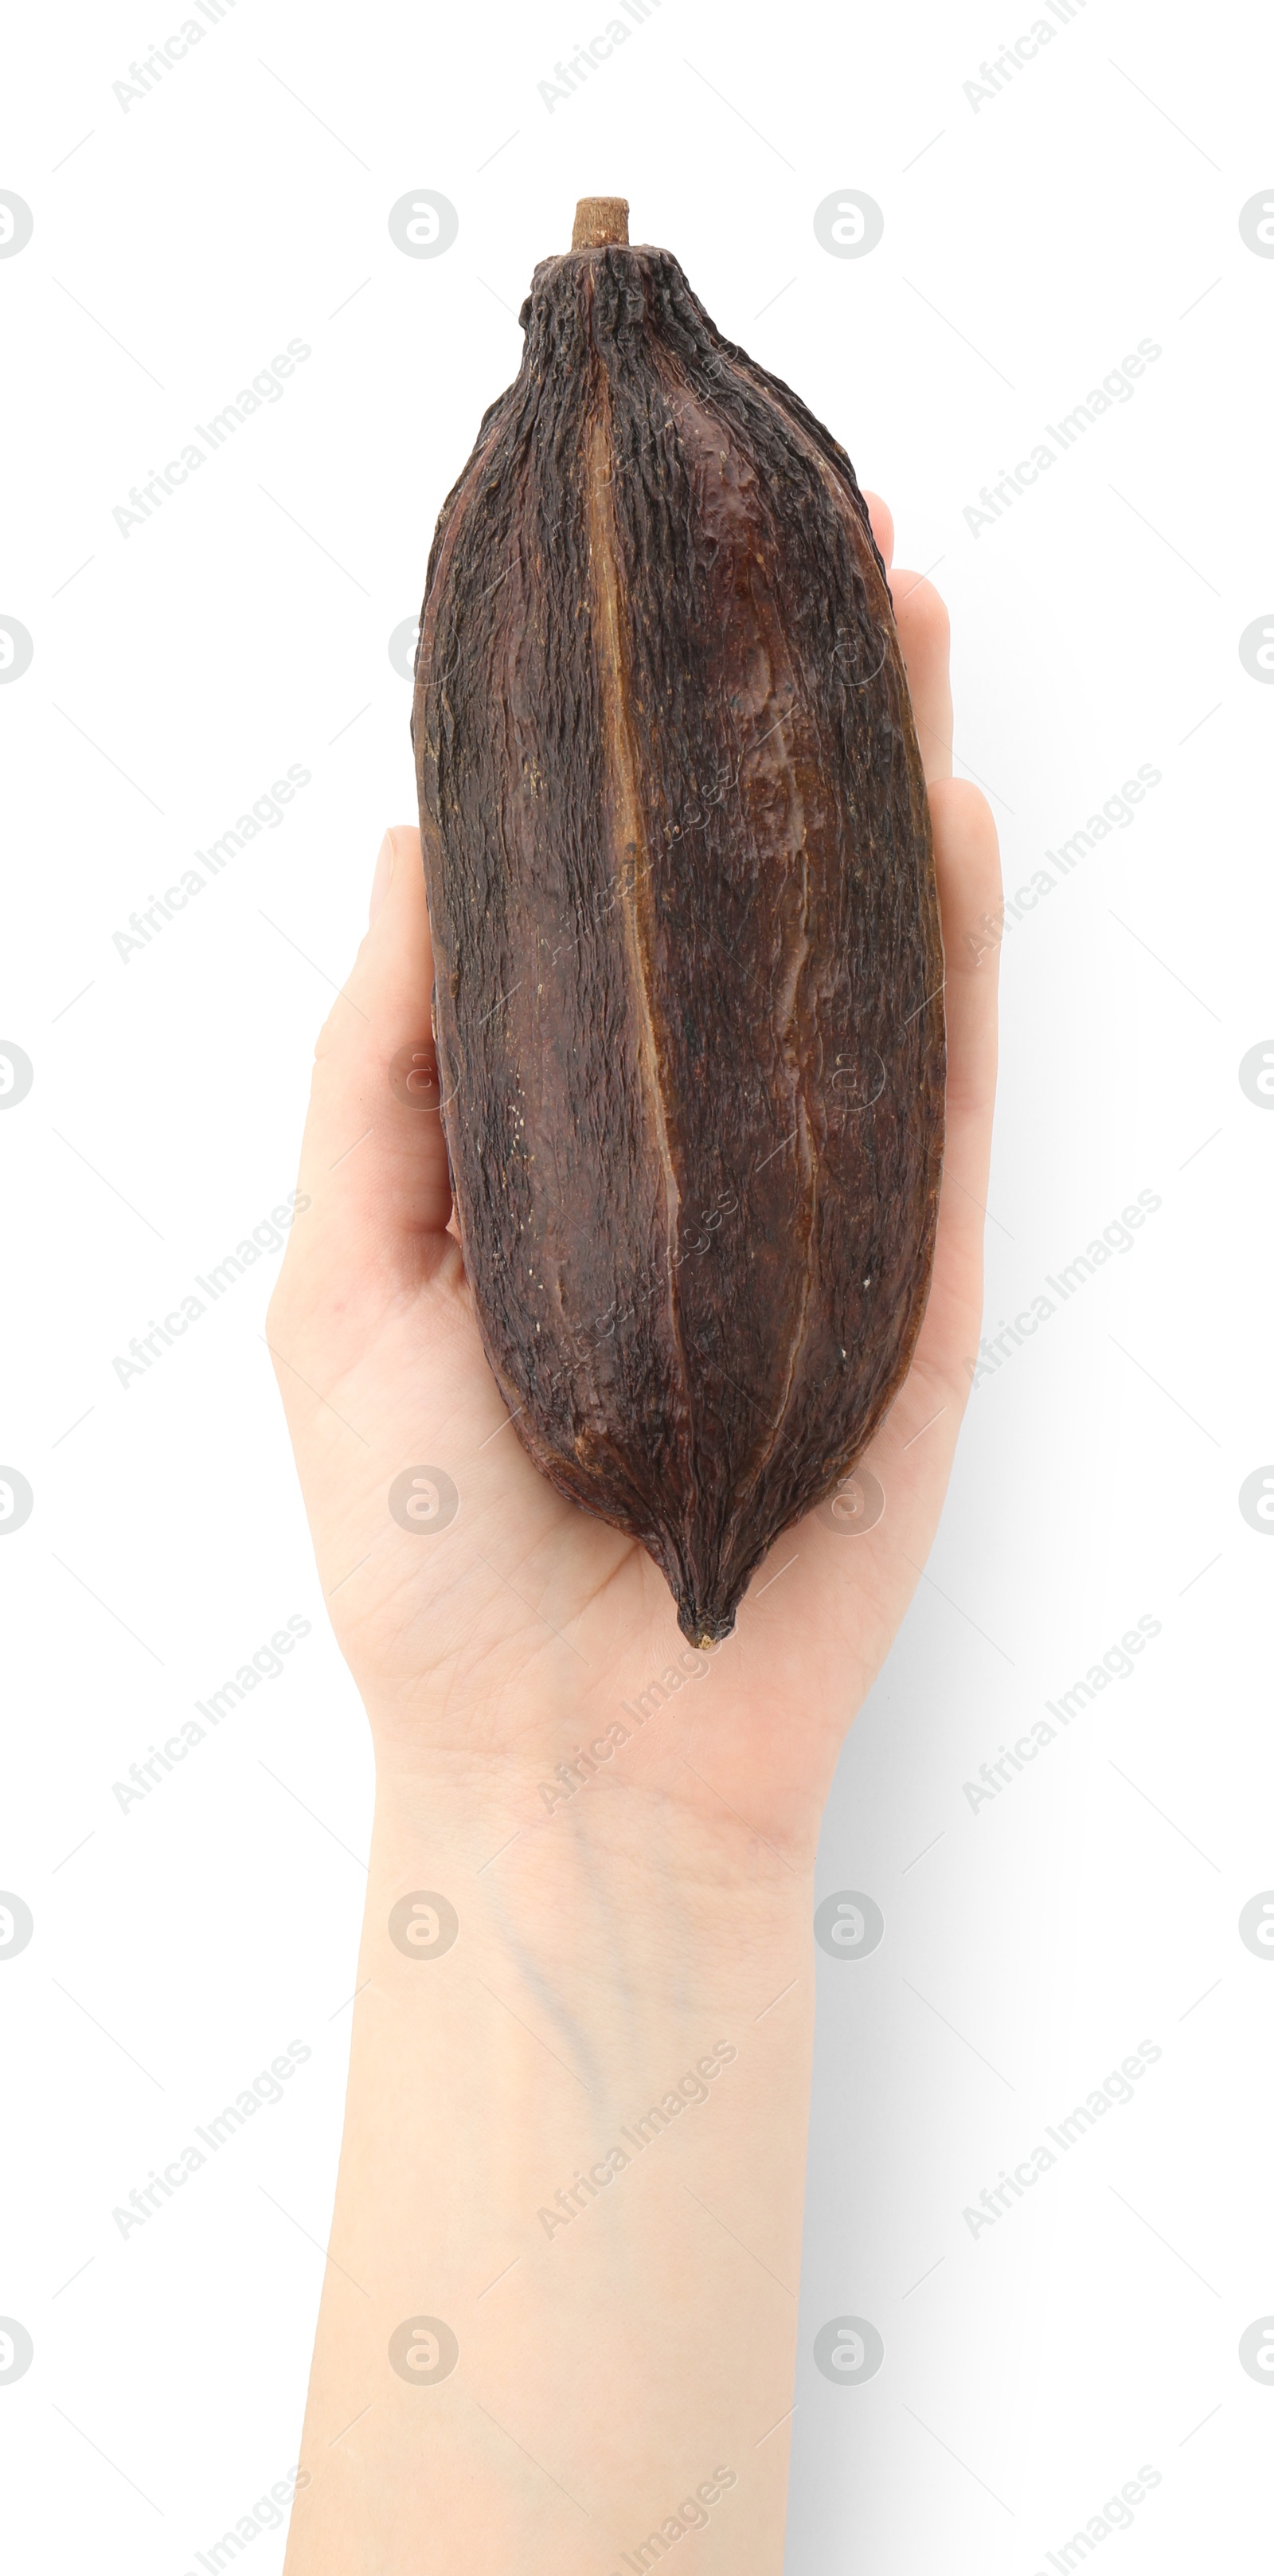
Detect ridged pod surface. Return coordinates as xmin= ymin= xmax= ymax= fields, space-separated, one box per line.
xmin=412 ymin=214 xmax=944 ymax=1646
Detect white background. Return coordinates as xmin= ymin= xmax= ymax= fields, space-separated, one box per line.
xmin=2 ymin=0 xmax=1272 ymax=2568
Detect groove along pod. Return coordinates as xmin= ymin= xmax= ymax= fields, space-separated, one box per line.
xmin=412 ymin=198 xmax=944 ymax=1647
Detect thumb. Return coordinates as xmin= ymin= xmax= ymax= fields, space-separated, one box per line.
xmin=283 ymin=825 xmax=454 ymax=1290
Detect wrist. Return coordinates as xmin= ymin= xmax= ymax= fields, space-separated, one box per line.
xmin=361 ymin=1634 xmax=836 ymax=1902
xmin=369 ymin=1722 xmax=816 ymax=1898
xmin=365 ymin=1752 xmax=815 ymax=2006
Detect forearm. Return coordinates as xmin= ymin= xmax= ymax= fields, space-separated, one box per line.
xmin=283 ymin=1753 xmax=815 ymax=2574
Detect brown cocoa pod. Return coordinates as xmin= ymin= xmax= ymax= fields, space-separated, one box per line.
xmin=412 ymin=200 xmax=944 ymax=1647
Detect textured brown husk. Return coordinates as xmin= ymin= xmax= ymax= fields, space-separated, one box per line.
xmin=412 ymin=221 xmax=944 ymax=1646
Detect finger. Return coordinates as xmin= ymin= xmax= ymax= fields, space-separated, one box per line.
xmin=285 ymin=826 xmax=454 ymax=1287
xmin=862 ymin=489 xmax=893 ymax=568
xmin=892 ymin=569 xmax=953 ymax=784
xmin=916 ymin=777 xmax=1002 ymax=1387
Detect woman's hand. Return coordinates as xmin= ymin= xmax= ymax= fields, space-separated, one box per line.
xmin=270 ymin=497 xmax=1000 ymax=2576
xmin=267 ymin=493 xmax=1000 ymax=1859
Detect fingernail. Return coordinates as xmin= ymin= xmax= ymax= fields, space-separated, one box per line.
xmin=369 ymin=829 xmax=396 ymax=926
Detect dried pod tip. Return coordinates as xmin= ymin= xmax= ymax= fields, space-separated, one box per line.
xmin=681 ymin=1611 xmax=733 ymax=1651
xmin=571 ymin=195 xmax=630 ymax=249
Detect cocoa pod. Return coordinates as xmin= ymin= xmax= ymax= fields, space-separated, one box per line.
xmin=412 ymin=199 xmax=944 ymax=1647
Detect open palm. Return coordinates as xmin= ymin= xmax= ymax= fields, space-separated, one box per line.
xmin=267 ymin=493 xmax=999 ymax=1862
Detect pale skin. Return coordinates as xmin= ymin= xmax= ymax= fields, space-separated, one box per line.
xmin=270 ymin=493 xmax=1000 ymax=2575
